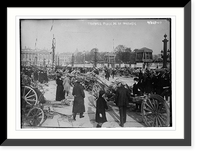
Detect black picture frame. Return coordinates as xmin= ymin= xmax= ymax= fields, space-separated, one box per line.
xmin=3 ymin=2 xmax=191 ymax=146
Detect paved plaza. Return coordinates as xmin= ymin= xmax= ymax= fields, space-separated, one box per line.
xmin=29 ymin=76 xmax=145 ymax=128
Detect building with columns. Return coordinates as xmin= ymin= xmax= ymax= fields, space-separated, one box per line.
xmin=134 ymin=47 xmax=153 ymax=63
xmin=104 ymin=52 xmax=116 ymax=68
xmin=56 ymin=52 xmax=72 ymax=66
xmin=133 ymin=47 xmax=153 ymax=69
xmin=21 ymin=48 xmax=52 ymax=67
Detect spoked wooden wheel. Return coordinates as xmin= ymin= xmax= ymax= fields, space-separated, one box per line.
xmin=92 ymin=83 xmax=102 ymax=98
xmin=22 ymin=86 xmax=38 ymax=106
xmin=26 ymin=107 xmax=44 ymax=126
xmin=142 ymin=94 xmax=170 ymax=127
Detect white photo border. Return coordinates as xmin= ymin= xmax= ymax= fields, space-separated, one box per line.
xmin=7 ymin=7 xmax=184 ymax=140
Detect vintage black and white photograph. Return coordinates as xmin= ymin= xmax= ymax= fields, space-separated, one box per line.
xmin=20 ymin=18 xmax=172 ymax=129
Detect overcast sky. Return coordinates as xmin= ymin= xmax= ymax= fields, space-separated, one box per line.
xmin=21 ymin=19 xmax=170 ymax=55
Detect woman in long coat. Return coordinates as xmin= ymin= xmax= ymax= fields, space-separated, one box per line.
xmin=95 ymin=90 xmax=108 ymax=127
xmin=63 ymin=76 xmax=71 ymax=98
xmin=55 ymin=75 xmax=65 ymax=101
xmin=72 ymin=79 xmax=85 ymax=120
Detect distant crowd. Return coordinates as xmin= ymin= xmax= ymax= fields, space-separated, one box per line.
xmin=21 ymin=66 xmax=171 ymax=96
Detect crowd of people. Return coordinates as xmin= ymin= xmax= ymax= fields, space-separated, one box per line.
xmin=21 ymin=66 xmax=49 ymax=84
xmin=21 ymin=65 xmax=171 ymax=127
xmin=54 ymin=73 xmax=86 ymax=121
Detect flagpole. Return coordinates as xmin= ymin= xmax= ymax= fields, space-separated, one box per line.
xmin=35 ymin=38 xmax=38 ymax=66
xmin=50 ymin=20 xmax=55 ymax=70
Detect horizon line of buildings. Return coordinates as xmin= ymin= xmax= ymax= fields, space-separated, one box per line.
xmin=21 ymin=47 xmax=163 ymax=67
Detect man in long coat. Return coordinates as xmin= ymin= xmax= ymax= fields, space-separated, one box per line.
xmin=72 ymin=79 xmax=85 ymax=120
xmin=33 ymin=69 xmax=38 ymax=82
xmin=105 ymin=69 xmax=110 ymax=81
xmin=38 ymin=70 xmax=44 ymax=83
xmin=115 ymin=82 xmax=131 ymax=127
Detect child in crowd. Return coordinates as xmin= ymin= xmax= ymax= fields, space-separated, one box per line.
xmin=95 ymin=90 xmax=108 ymax=127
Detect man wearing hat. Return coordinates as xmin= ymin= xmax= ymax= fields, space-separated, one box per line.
xmin=72 ymin=78 xmax=85 ymax=120
xmin=132 ymin=77 xmax=142 ymax=112
xmin=115 ymin=81 xmax=131 ymax=127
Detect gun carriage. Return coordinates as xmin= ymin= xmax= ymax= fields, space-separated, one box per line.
xmin=21 ymin=73 xmax=46 ymax=127
xmin=89 ymin=75 xmax=170 ymax=127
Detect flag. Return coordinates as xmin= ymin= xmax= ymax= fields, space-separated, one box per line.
xmin=50 ymin=25 xmax=53 ymax=31
xmin=35 ymin=38 xmax=37 ymax=48
xmin=50 ymin=20 xmax=54 ymax=31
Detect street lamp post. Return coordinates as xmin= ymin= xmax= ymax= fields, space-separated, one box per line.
xmin=108 ymin=53 xmax=110 ymax=68
xmin=161 ymin=34 xmax=170 ymax=68
xmin=43 ymin=58 xmax=46 ymax=67
xmin=94 ymin=49 xmax=97 ymax=67
xmin=72 ymin=54 xmax=74 ymax=67
xmin=84 ymin=52 xmax=86 ymax=71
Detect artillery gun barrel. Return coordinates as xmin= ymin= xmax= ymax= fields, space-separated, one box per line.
xmin=94 ymin=74 xmax=109 ymax=88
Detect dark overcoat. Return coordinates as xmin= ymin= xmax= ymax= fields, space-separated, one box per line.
xmin=115 ymin=85 xmax=130 ymax=107
xmin=33 ymin=70 xmax=38 ymax=81
xmin=132 ymin=82 xmax=142 ymax=96
xmin=55 ymin=77 xmax=65 ymax=101
xmin=95 ymin=92 xmax=108 ymax=123
xmin=38 ymin=70 xmax=44 ymax=83
xmin=72 ymin=82 xmax=85 ymax=113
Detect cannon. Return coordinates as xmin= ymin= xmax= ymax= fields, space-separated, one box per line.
xmin=89 ymin=75 xmax=170 ymax=127
xmin=21 ymin=74 xmax=46 ymax=127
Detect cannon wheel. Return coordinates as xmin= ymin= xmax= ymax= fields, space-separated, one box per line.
xmin=26 ymin=106 xmax=45 ymax=127
xmin=22 ymin=86 xmax=38 ymax=106
xmin=141 ymin=94 xmax=170 ymax=127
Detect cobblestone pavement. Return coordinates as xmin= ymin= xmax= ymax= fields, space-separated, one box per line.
xmin=27 ymin=76 xmax=145 ymax=128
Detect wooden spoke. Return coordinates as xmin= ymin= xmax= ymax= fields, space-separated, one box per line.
xmin=27 ymin=108 xmax=37 ymax=117
xmin=158 ymin=104 xmax=167 ymax=113
xmin=156 ymin=116 xmax=163 ymax=127
xmin=26 ymin=94 xmax=36 ymax=99
xmin=33 ymin=109 xmax=42 ymax=117
xmin=25 ymin=89 xmax=32 ymax=98
xmin=146 ymin=99 xmax=154 ymax=111
xmin=26 ymin=99 xmax=37 ymax=102
xmin=144 ymin=101 xmax=154 ymax=112
xmin=143 ymin=112 xmax=153 ymax=117
xmin=22 ymin=86 xmax=38 ymax=106
xmin=27 ymin=107 xmax=44 ymax=127
xmin=158 ymin=113 xmax=167 ymax=121
xmin=157 ymin=115 xmax=167 ymax=125
xmin=142 ymin=94 xmax=170 ymax=127
xmin=33 ymin=119 xmax=40 ymax=126
xmin=26 ymin=101 xmax=33 ymax=106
